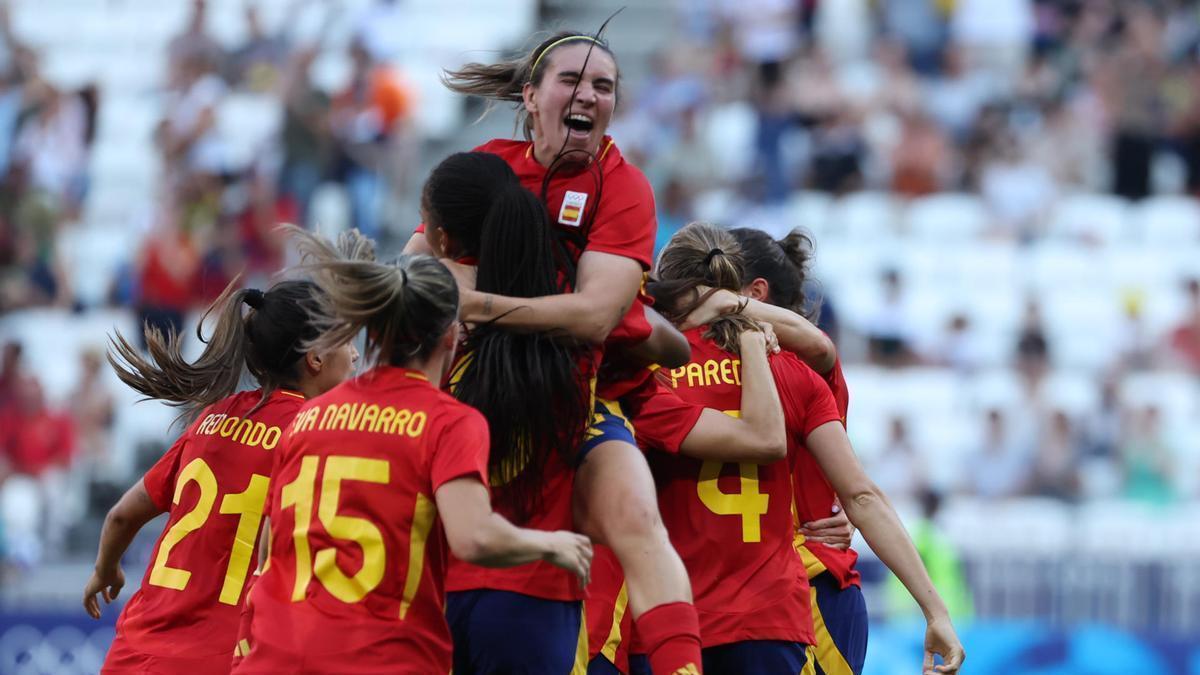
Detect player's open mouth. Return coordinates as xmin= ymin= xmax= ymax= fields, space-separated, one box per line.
xmin=564 ymin=113 xmax=594 ymax=137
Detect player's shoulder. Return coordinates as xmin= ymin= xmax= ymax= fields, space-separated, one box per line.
xmin=770 ymin=350 xmax=824 ymax=383
xmin=429 ymin=388 xmax=487 ymax=429
xmin=599 ymin=139 xmax=651 ymax=192
xmin=473 ymin=138 xmax=529 ymax=159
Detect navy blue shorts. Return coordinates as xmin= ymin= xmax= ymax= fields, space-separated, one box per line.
xmin=809 ymin=571 xmax=869 ymax=675
xmin=446 ymin=589 xmax=584 ymax=674
xmin=588 ymin=655 xmax=623 ymax=674
xmin=702 ymin=640 xmax=809 ymax=674
xmin=579 ymin=398 xmax=636 ymax=464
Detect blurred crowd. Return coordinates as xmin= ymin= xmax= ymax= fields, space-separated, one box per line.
xmin=2 ymin=0 xmax=1200 ymax=570
xmin=619 ymin=0 xmax=1200 ymax=243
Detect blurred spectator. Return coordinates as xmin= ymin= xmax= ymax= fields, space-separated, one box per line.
xmin=950 ymin=0 xmax=1034 ymax=84
xmin=1027 ymin=409 xmax=1081 ymax=501
xmin=865 ymin=268 xmax=917 ymax=367
xmin=0 ymin=375 xmax=77 ymax=557
xmin=979 ymin=131 xmax=1055 ymax=240
xmin=133 ymin=197 xmax=203 ymax=346
xmin=353 ymin=0 xmax=408 ymax=63
xmin=1167 ymin=278 xmax=1200 ymax=373
xmin=12 ymin=86 xmax=90 ymax=218
xmin=872 ymin=416 xmax=927 ymax=501
xmin=158 ymin=44 xmax=227 ymax=181
xmin=879 ymin=0 xmax=945 ymax=75
xmin=884 ymin=489 xmax=974 ymax=621
xmin=1015 ymin=298 xmax=1051 ymax=389
xmin=927 ymin=312 xmax=983 ymax=373
xmin=167 ymin=0 xmax=222 ymax=78
xmin=890 ymin=110 xmax=952 ymax=196
xmin=69 ymin=349 xmax=115 ymax=485
xmin=654 ymin=179 xmax=693 ymax=258
xmin=329 ymin=39 xmax=413 ymax=238
xmin=277 ymin=46 xmax=332 ymax=226
xmin=1120 ymin=404 xmax=1177 ymax=505
xmin=1115 ymin=291 xmax=1155 ymax=371
xmin=1099 ymin=6 xmax=1166 ymax=201
xmin=226 ymin=2 xmax=289 ymax=91
xmin=961 ymin=408 xmax=1029 ymax=499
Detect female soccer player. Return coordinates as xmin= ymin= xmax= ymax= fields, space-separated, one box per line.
xmin=407 ymin=32 xmax=703 ymax=673
xmin=83 ymin=278 xmax=359 ymax=673
xmin=649 ymin=223 xmax=965 ymax=675
xmin=419 ymin=151 xmax=791 ymax=674
xmin=233 ymin=231 xmax=592 ymax=674
xmin=731 ymin=227 xmax=865 ymax=675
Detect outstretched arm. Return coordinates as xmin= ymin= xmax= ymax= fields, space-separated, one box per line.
xmin=83 ymin=480 xmax=163 ymax=618
xmin=436 ymin=477 xmax=593 ymax=585
xmin=804 ymin=423 xmax=965 ymax=673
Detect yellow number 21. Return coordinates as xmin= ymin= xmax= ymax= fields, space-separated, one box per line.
xmin=148 ymin=458 xmax=270 ymax=605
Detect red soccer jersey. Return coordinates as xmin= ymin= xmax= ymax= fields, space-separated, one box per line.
xmin=238 ymin=367 xmax=489 ymax=674
xmin=792 ymin=357 xmax=862 ymax=589
xmin=112 ymin=388 xmax=304 ymax=661
xmin=649 ymin=329 xmax=841 ymax=647
xmin=417 ymin=138 xmax=659 ymax=393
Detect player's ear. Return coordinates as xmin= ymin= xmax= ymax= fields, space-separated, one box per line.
xmin=522 ymin=81 xmax=537 ymax=114
xmin=304 ymin=350 xmax=323 ymax=374
xmin=746 ymin=277 xmax=770 ymax=302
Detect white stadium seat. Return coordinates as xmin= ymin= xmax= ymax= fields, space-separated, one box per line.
xmin=904 ymin=192 xmax=989 ymax=242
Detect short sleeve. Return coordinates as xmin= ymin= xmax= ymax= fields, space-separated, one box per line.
xmin=143 ymin=436 xmax=188 ymax=511
xmin=627 ymin=378 xmax=704 ymax=454
xmin=821 ymin=357 xmax=850 ymax=425
xmin=430 ymin=406 xmax=490 ymax=491
xmin=605 ymin=295 xmax=654 ymax=345
xmin=772 ymin=356 xmax=842 ymax=439
xmin=584 ymin=165 xmax=656 ymax=269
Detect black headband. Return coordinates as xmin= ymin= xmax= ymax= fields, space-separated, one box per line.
xmin=703 ymin=248 xmax=723 ymax=266
xmin=243 ymin=288 xmax=265 ymax=309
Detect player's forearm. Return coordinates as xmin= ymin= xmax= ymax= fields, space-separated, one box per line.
xmin=842 ymin=487 xmax=950 ymax=622
xmin=457 ymin=513 xmax=556 ymax=568
xmin=94 ymin=508 xmax=147 ymax=574
xmin=623 ymin=308 xmax=690 ymax=368
xmin=739 ymin=298 xmax=835 ymax=374
xmin=732 ymin=332 xmax=786 ymax=462
xmin=461 ymin=289 xmax=622 ymax=344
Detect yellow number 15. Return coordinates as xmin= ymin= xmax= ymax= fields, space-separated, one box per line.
xmin=280 ymin=455 xmax=437 ymax=617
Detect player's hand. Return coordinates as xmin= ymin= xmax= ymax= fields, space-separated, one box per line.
xmin=923 ymin=615 xmax=965 ymax=674
xmin=758 ymin=321 xmax=780 ymax=354
xmin=680 ymin=286 xmax=739 ymax=330
xmin=799 ymin=504 xmax=854 ymax=550
xmin=543 ymin=531 xmax=594 ymax=587
xmin=83 ymin=565 xmax=125 ymax=619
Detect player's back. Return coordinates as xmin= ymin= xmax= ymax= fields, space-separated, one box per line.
xmin=652 ymin=328 xmax=833 ymax=648
xmin=115 ymin=388 xmax=302 ymax=659
xmin=241 ymin=366 xmax=487 ymax=673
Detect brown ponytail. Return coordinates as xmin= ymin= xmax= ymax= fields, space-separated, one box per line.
xmin=650 ymin=221 xmax=761 ymax=353
xmin=108 ymin=277 xmax=324 ymax=423
xmin=288 ymin=226 xmax=459 ymax=368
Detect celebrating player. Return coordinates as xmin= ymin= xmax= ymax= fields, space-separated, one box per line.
xmin=233 ymin=231 xmax=592 ymax=674
xmin=83 ymin=278 xmax=358 ymax=673
xmin=731 ymin=227 xmax=865 ymax=675
xmin=408 ymin=31 xmax=702 ymax=673
xmin=651 ymin=223 xmax=966 ymax=675
xmin=419 ymin=152 xmax=793 ymax=674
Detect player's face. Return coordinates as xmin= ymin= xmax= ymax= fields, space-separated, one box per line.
xmin=524 ymin=43 xmax=617 ymax=163
xmin=313 ymin=341 xmax=359 ymax=394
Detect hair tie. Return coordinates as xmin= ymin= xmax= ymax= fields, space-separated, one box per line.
xmin=703 ymin=248 xmax=723 ymax=266
xmin=243 ymin=288 xmax=265 ymax=310
xmin=400 ymin=267 xmax=408 ymax=285
xmin=530 ymin=35 xmax=602 ymax=79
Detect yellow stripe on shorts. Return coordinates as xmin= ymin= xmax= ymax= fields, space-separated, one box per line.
xmin=809 ymin=585 xmax=855 ymax=675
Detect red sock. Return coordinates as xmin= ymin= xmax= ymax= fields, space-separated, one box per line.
xmin=633 ymin=601 xmax=702 ymax=675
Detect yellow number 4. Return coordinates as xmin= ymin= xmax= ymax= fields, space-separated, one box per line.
xmin=697 ymin=461 xmax=769 ymax=543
